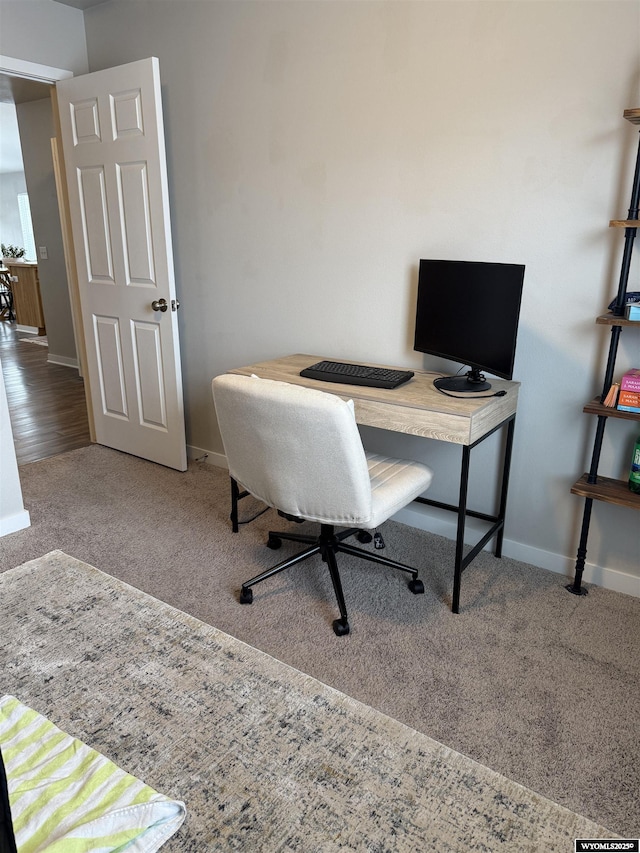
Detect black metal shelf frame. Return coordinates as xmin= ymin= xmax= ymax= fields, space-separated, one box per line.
xmin=567 ymin=118 xmax=640 ymax=596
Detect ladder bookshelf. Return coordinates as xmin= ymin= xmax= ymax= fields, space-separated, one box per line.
xmin=567 ymin=108 xmax=640 ymax=595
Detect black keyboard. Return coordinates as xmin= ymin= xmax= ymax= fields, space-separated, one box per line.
xmin=300 ymin=360 xmax=414 ymax=389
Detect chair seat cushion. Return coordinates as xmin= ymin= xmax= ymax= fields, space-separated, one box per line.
xmin=366 ymin=452 xmax=434 ymax=529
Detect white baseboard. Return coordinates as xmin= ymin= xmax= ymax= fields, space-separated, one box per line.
xmin=394 ymin=503 xmax=640 ymax=599
xmin=187 ymin=444 xmax=227 ymax=468
xmin=0 ymin=508 xmax=31 ymax=537
xmin=47 ymin=353 xmax=79 ymax=369
xmin=190 ymin=444 xmax=640 ymax=599
xmin=13 ymin=328 xmax=78 ymax=369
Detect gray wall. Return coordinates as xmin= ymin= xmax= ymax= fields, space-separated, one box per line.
xmin=2 ymin=0 xmax=639 ymax=591
xmin=0 ymin=0 xmax=88 ymax=362
xmin=0 ymin=0 xmax=88 ymax=73
xmin=17 ymin=98 xmax=77 ymax=362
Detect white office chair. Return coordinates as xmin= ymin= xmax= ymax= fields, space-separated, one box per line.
xmin=212 ymin=373 xmax=434 ymax=636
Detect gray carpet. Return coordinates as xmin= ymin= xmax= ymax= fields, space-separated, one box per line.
xmin=1 ymin=444 xmax=639 ymax=838
xmin=2 ymin=550 xmax=619 ymax=851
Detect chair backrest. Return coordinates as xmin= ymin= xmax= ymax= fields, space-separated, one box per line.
xmin=212 ymin=374 xmax=373 ymax=525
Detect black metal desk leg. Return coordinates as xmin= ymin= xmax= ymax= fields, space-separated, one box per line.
xmin=452 ymin=445 xmax=471 ymax=614
xmin=230 ymin=477 xmax=240 ymax=533
xmin=495 ymin=416 xmax=516 ymax=558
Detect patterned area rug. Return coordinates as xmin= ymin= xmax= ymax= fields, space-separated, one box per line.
xmin=18 ymin=336 xmax=47 ymax=346
xmin=1 ymin=551 xmax=618 ymax=851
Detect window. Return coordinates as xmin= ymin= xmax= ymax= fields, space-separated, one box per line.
xmin=17 ymin=193 xmax=36 ymax=262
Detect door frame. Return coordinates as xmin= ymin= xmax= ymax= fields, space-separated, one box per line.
xmin=0 ymin=55 xmax=95 ymax=440
xmin=0 ymin=56 xmax=72 ymax=85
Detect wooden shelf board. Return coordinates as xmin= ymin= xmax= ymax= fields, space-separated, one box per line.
xmin=596 ymin=313 xmax=640 ymax=327
xmin=609 ymin=220 xmax=640 ymax=228
xmin=623 ymin=108 xmax=640 ymax=125
xmin=583 ymin=398 xmax=640 ymax=421
xmin=571 ymin=474 xmax=640 ymax=509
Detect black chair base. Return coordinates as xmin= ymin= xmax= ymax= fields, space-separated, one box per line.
xmin=239 ymin=523 xmax=424 ymax=636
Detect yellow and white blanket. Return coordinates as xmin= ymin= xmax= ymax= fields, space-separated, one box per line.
xmin=0 ymin=696 xmax=185 ymax=852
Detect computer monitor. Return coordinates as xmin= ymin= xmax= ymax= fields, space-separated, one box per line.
xmin=414 ymin=259 xmax=525 ymax=393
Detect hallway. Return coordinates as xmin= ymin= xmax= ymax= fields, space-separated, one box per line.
xmin=0 ymin=323 xmax=91 ymax=464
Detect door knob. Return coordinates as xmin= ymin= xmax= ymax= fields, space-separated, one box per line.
xmin=151 ymin=298 xmax=168 ymax=312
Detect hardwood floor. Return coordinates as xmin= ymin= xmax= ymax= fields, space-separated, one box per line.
xmin=0 ymin=322 xmax=92 ymax=464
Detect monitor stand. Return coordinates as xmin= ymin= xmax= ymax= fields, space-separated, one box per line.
xmin=435 ymin=368 xmax=491 ymax=393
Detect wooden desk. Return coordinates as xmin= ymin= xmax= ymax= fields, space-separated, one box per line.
xmin=229 ymin=354 xmax=520 ymax=612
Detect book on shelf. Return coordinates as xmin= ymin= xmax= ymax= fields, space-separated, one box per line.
xmin=620 ymin=368 xmax=640 ymax=392
xmin=607 ymin=290 xmax=640 ymax=312
xmin=603 ymin=383 xmax=619 ymax=407
xmin=617 ymin=389 xmax=640 ymax=413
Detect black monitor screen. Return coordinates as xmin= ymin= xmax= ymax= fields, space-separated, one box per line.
xmin=414 ymin=259 xmax=525 ymax=392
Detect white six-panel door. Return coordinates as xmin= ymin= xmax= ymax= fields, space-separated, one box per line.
xmin=56 ymin=57 xmax=187 ymax=471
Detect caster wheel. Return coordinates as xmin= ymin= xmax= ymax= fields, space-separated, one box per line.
xmin=267 ymin=535 xmax=282 ymax=550
xmin=409 ymin=578 xmax=424 ymax=595
xmin=239 ymin=586 xmax=253 ymax=604
xmin=357 ymin=531 xmax=372 ymax=543
xmin=332 ymin=618 xmax=350 ymax=637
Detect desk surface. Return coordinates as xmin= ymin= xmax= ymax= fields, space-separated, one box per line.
xmin=230 ymin=354 xmax=519 ymax=445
